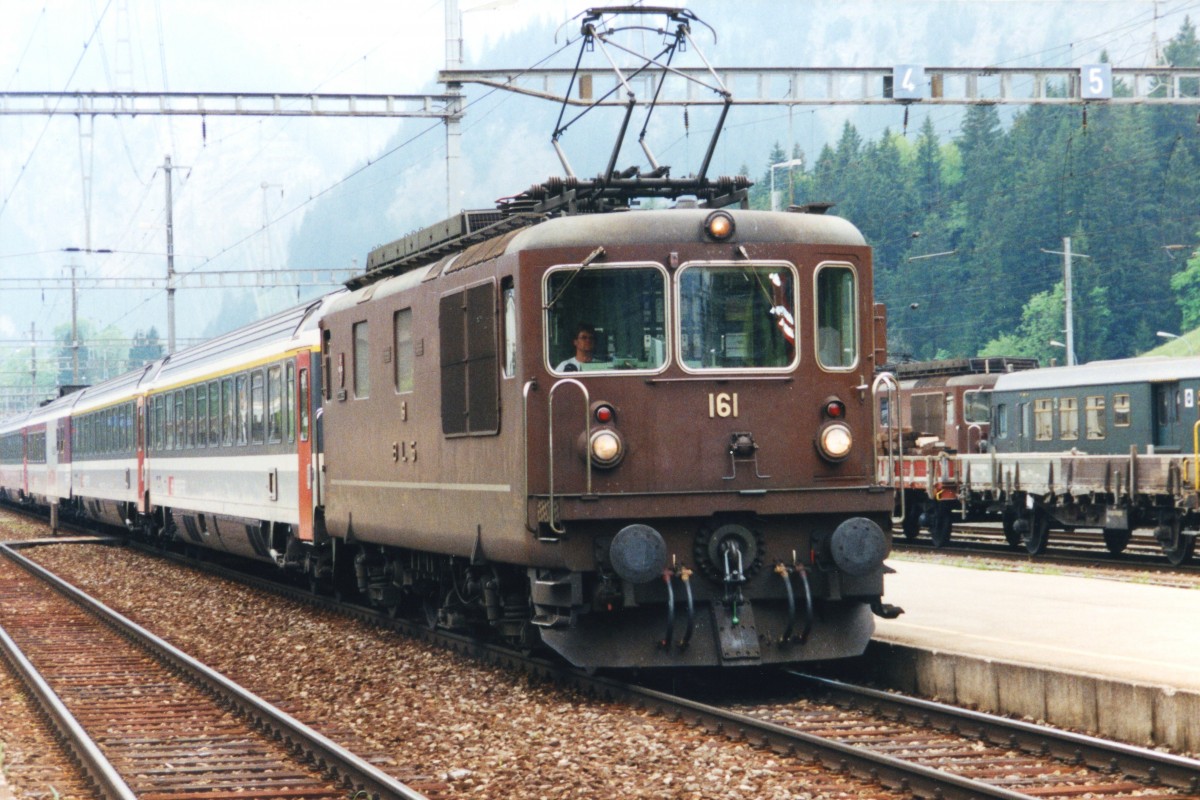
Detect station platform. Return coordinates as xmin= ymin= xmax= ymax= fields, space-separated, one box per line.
xmin=854 ymin=558 xmax=1200 ymax=754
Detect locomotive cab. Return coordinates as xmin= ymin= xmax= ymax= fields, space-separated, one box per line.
xmin=514 ymin=207 xmax=897 ymax=667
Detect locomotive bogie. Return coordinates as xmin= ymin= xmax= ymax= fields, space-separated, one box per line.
xmin=313 ymin=206 xmax=895 ymax=668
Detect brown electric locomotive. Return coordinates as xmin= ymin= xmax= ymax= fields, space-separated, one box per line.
xmin=315 ymin=185 xmax=898 ymax=668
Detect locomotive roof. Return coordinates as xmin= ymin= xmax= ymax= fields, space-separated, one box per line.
xmin=505 ymin=207 xmax=867 ymax=251
xmin=993 ymin=355 xmax=1200 ymax=392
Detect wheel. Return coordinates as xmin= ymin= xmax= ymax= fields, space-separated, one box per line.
xmin=930 ymin=501 xmax=954 ymax=548
xmin=1026 ymin=510 xmax=1050 ymax=556
xmin=1161 ymin=519 xmax=1196 ymax=566
xmin=1001 ymin=505 xmax=1021 ymax=549
xmin=1102 ymin=528 xmax=1131 ymax=556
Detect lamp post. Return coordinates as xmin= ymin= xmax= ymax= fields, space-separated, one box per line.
xmin=769 ymin=158 xmax=805 ymax=212
xmin=1157 ymin=331 xmax=1195 ymax=355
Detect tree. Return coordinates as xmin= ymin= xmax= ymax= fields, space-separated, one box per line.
xmin=1169 ymin=245 xmax=1200 ymax=330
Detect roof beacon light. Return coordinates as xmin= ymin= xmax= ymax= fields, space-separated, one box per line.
xmin=705 ymin=210 xmax=735 ymax=241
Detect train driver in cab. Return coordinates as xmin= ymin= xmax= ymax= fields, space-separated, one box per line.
xmin=557 ymin=322 xmax=600 ymax=371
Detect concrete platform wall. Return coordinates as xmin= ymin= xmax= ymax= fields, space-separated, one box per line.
xmin=857 ymin=641 xmax=1200 ymax=754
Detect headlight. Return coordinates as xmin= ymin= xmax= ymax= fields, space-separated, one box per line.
xmin=817 ymin=423 xmax=853 ymax=462
xmin=590 ymin=429 xmax=625 ymax=468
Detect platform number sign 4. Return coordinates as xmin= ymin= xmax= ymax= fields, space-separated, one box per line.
xmin=1081 ymin=64 xmax=1112 ymax=100
xmin=892 ymin=65 xmax=925 ymax=100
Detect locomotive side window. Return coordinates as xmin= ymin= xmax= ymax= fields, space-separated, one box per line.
xmin=353 ymin=321 xmax=370 ymax=399
xmin=1113 ymin=394 xmax=1132 ymax=426
xmin=910 ymin=393 xmax=945 ymax=438
xmin=1059 ymin=396 xmax=1079 ymax=440
xmin=963 ymin=390 xmax=990 ymax=424
xmin=1034 ymin=398 xmax=1053 ymax=440
xmin=815 ymin=263 xmax=858 ymax=370
xmin=1086 ymin=395 xmax=1106 ymax=439
xmin=501 ymin=279 xmax=516 ymax=379
xmin=678 ymin=262 xmax=795 ymax=371
xmin=545 ymin=263 xmax=667 ymax=374
xmin=394 ymin=309 xmax=414 ymax=393
xmin=995 ymin=403 xmax=1008 ymax=439
xmin=440 ymin=282 xmax=499 ymax=436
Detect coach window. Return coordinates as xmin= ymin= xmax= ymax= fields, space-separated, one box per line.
xmin=185 ymin=388 xmax=196 ymax=449
xmin=222 ymin=378 xmax=235 ymax=446
xmin=236 ymin=374 xmax=248 ymax=445
xmin=285 ymin=362 xmax=296 ymax=443
xmin=155 ymin=396 xmax=165 ymax=451
xmin=175 ymin=391 xmax=185 ymax=449
xmin=502 ymin=278 xmax=517 ymax=378
xmin=546 ymin=263 xmax=666 ymax=373
xmin=1034 ymin=398 xmax=1053 ymax=441
xmin=195 ymin=387 xmax=207 ymax=449
xmin=166 ymin=392 xmax=177 ymax=450
xmin=1085 ymin=396 xmax=1106 ymax=439
xmin=394 ymin=309 xmax=414 ymax=392
xmin=679 ymin=262 xmax=794 ymax=370
xmin=815 ymin=263 xmax=858 ymax=370
xmin=1059 ymin=396 xmax=1078 ymax=440
xmin=353 ymin=321 xmax=370 ymax=399
xmin=1113 ymin=393 xmax=1131 ymax=427
xmin=251 ymin=370 xmax=266 ymax=445
xmin=267 ymin=365 xmax=283 ymax=444
xmin=299 ymin=368 xmax=310 ymax=442
xmin=208 ymin=382 xmax=220 ymax=446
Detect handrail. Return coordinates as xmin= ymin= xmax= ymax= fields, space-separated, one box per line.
xmin=547 ymin=378 xmax=591 ymax=534
xmin=522 ymin=380 xmax=538 ymax=533
xmin=871 ymin=372 xmax=903 ymax=523
xmin=967 ymin=422 xmax=983 ymax=453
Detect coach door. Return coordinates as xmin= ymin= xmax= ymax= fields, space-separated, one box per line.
xmin=1153 ymin=382 xmax=1184 ymax=452
xmin=296 ymin=352 xmax=315 ymax=542
xmin=136 ymin=397 xmax=148 ymax=513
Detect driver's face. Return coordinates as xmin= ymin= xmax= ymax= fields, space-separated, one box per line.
xmin=574 ymin=331 xmax=594 ymax=357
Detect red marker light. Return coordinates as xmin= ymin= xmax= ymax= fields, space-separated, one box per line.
xmin=824 ymin=400 xmax=846 ymax=419
xmin=595 ymin=405 xmax=615 ymax=424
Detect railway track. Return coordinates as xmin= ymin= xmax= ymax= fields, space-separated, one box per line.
xmin=897 ymin=522 xmax=1200 ymax=581
xmin=6 ymin=512 xmax=1200 ymax=799
xmin=0 ymin=541 xmax=431 ymax=800
xmin=117 ymin=533 xmax=1200 ymax=799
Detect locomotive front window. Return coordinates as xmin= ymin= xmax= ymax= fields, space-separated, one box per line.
xmin=545 ymin=263 xmax=667 ymax=373
xmin=678 ymin=262 xmax=797 ymax=370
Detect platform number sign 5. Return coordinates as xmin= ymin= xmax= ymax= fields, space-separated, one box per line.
xmin=1081 ymin=64 xmax=1112 ymax=100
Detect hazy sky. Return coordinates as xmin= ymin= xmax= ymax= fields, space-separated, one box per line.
xmin=1 ymin=0 xmax=1194 ymax=358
